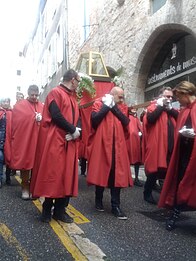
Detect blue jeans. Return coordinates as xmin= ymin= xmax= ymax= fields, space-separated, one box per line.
xmin=0 ymin=149 xmax=4 ymax=181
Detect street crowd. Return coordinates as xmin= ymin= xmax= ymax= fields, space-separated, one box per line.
xmin=0 ymin=69 xmax=196 ymax=231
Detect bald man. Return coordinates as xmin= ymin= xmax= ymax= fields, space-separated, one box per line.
xmin=87 ymin=87 xmax=133 ymax=220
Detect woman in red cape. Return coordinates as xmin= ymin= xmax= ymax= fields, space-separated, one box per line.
xmin=158 ymin=81 xmax=196 ymax=231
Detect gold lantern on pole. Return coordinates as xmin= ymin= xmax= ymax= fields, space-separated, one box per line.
xmin=75 ymin=51 xmax=111 ymax=82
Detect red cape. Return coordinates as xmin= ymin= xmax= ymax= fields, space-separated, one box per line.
xmin=30 ymin=86 xmax=79 ymax=198
xmin=78 ymin=81 xmax=114 ymax=159
xmin=142 ymin=102 xmax=177 ymax=174
xmin=78 ymin=106 xmax=92 ymax=159
xmin=10 ymin=99 xmax=43 ymax=170
xmin=127 ymin=114 xmax=143 ymax=164
xmin=158 ymin=100 xmax=196 ymax=209
xmin=87 ymin=101 xmax=133 ymax=187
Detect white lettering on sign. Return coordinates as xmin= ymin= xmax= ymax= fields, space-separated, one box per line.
xmin=183 ymin=56 xmax=196 ymax=69
xmin=148 ymin=56 xmax=196 ymax=85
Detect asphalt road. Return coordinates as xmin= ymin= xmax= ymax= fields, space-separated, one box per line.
xmin=0 ymin=169 xmax=196 ymax=261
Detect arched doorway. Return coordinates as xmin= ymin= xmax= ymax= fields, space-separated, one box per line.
xmin=145 ymin=33 xmax=196 ymax=100
xmin=135 ymin=24 xmax=196 ymax=102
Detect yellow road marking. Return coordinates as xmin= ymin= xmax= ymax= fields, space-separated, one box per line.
xmin=15 ymin=174 xmax=90 ymax=260
xmin=67 ymin=205 xmax=90 ymax=224
xmin=15 ymin=175 xmax=90 ymax=224
xmin=33 ymin=199 xmax=87 ymax=260
xmin=50 ymin=220 xmax=88 ymax=261
xmin=0 ymin=223 xmax=29 ymax=261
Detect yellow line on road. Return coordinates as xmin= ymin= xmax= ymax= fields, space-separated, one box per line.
xmin=15 ymin=175 xmax=90 ymax=260
xmin=15 ymin=175 xmax=90 ymax=224
xmin=50 ymin=220 xmax=88 ymax=261
xmin=67 ymin=205 xmax=90 ymax=224
xmin=0 ymin=223 xmax=29 ymax=261
xmin=33 ymin=199 xmax=88 ymax=260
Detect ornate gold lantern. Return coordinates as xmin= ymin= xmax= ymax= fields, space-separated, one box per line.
xmin=75 ymin=51 xmax=111 ymax=82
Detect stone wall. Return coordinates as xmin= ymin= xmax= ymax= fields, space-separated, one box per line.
xmin=67 ymin=0 xmax=196 ymax=106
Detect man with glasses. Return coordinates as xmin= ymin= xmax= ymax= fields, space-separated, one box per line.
xmin=142 ymin=87 xmax=179 ymax=204
xmin=31 ymin=69 xmax=81 ymax=223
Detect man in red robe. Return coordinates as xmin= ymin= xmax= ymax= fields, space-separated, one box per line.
xmin=158 ymin=81 xmax=196 ymax=230
xmin=127 ymin=107 xmax=143 ymax=187
xmin=10 ymin=85 xmax=43 ymax=199
xmin=87 ymin=87 xmax=133 ymax=220
xmin=142 ymin=87 xmax=178 ymax=204
xmin=30 ymin=69 xmax=81 ymax=223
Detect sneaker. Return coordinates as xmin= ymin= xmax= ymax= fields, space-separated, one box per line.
xmin=111 ymin=207 xmax=127 ymax=220
xmin=134 ymin=179 xmax=143 ymax=187
xmin=53 ymin=212 xmax=73 ymax=223
xmin=21 ymin=189 xmax=30 ymax=200
xmin=144 ymin=194 xmax=157 ymax=205
xmin=95 ymin=203 xmax=104 ymax=212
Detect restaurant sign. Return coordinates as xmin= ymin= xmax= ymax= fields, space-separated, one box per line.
xmin=146 ymin=34 xmax=196 ymax=87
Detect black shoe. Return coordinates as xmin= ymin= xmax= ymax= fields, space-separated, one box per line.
xmin=11 ymin=170 xmax=16 ymax=176
xmin=95 ymin=203 xmax=104 ymax=212
xmin=0 ymin=180 xmax=2 ymax=189
xmin=166 ymin=208 xmax=180 ymax=231
xmin=153 ymin=183 xmax=162 ymax=192
xmin=6 ymin=179 xmax=11 ymax=185
xmin=144 ymin=194 xmax=157 ymax=205
xmin=134 ymin=179 xmax=143 ymax=187
xmin=166 ymin=218 xmax=176 ymax=231
xmin=112 ymin=207 xmax=127 ymax=220
xmin=53 ymin=212 xmax=73 ymax=223
xmin=41 ymin=210 xmax=52 ymax=223
xmin=41 ymin=214 xmax=51 ymax=223
xmin=41 ymin=200 xmax=53 ymax=223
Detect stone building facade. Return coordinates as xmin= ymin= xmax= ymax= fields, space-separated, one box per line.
xmin=25 ymin=0 xmax=196 ymax=106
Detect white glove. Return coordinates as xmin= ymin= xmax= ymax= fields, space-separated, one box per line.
xmin=165 ymin=102 xmax=172 ymax=110
xmin=72 ymin=127 xmax=81 ymax=140
xmin=156 ymin=97 xmax=164 ymax=107
xmin=179 ymin=126 xmax=196 ymax=138
xmin=35 ymin=112 xmax=42 ymax=122
xmin=111 ymin=99 xmax=115 ymax=108
xmin=138 ymin=131 xmax=142 ymax=137
xmin=65 ymin=133 xmax=73 ymax=141
xmin=102 ymin=94 xmax=114 ymax=107
xmin=163 ymin=99 xmax=172 ymax=110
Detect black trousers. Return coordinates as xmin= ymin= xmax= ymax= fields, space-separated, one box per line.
xmin=79 ymin=158 xmax=87 ymax=175
xmin=95 ymin=185 xmax=121 ymax=209
xmin=44 ymin=197 xmax=70 ymax=212
xmin=143 ymin=173 xmax=157 ymax=197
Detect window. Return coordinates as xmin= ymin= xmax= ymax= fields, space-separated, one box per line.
xmin=17 ymin=70 xmax=21 ymax=76
xmin=151 ymin=0 xmax=167 ymax=13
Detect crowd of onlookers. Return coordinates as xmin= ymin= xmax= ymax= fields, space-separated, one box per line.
xmin=0 ymin=70 xmax=195 ymax=231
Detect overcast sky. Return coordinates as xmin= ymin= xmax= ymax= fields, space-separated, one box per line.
xmin=0 ymin=0 xmax=39 ymax=101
